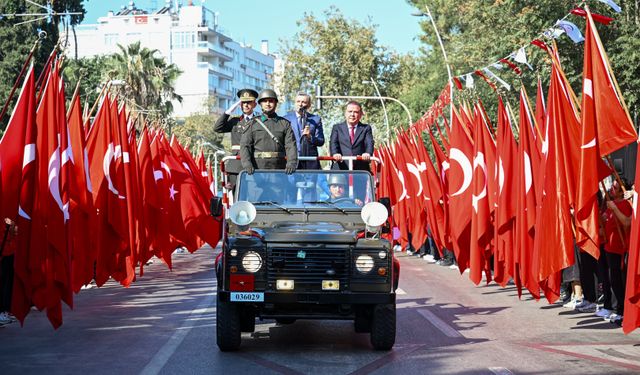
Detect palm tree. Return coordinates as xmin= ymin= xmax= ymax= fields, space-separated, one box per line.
xmin=109 ymin=41 xmax=182 ymax=120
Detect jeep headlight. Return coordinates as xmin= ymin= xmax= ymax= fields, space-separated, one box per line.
xmin=355 ymin=254 xmax=375 ymax=273
xmin=361 ymin=202 xmax=388 ymax=233
xmin=242 ymin=251 xmax=263 ymax=273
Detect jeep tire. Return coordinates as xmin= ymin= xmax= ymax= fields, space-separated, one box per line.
xmin=216 ymin=293 xmax=241 ymax=351
xmin=370 ymin=303 xmax=396 ymax=350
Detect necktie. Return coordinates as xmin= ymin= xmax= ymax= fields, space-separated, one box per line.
xmin=349 ymin=126 xmax=355 ymax=144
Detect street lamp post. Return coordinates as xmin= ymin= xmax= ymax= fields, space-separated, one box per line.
xmin=412 ymin=4 xmax=454 ymax=122
xmin=362 ymin=78 xmax=390 ymax=142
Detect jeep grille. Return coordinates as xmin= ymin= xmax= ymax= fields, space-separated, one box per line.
xmin=267 ymin=246 xmax=350 ymax=292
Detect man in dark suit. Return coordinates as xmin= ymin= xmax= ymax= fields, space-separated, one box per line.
xmin=283 ymin=92 xmax=325 ymax=170
xmin=330 ymin=101 xmax=374 ymax=171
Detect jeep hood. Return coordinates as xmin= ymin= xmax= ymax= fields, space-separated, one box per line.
xmin=261 ymin=222 xmax=359 ymax=243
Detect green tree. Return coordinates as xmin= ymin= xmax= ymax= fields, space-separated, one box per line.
xmin=172 ymin=97 xmax=225 ymax=154
xmin=108 ymin=41 xmax=183 ymax=121
xmin=0 ymin=0 xmax=84 ymax=128
xmin=278 ymin=7 xmax=403 ymax=145
xmin=408 ymin=0 xmax=640 ymax=123
xmin=62 ymin=55 xmax=113 ymax=110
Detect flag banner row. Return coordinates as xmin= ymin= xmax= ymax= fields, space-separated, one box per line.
xmin=0 ymin=52 xmax=222 ymax=329
xmin=376 ymin=7 xmax=640 ymax=334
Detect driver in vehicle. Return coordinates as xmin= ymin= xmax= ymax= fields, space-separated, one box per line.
xmin=327 ymin=174 xmax=363 ymax=206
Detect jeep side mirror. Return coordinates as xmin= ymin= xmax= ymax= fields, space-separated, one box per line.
xmin=210 ymin=197 xmax=223 ymax=217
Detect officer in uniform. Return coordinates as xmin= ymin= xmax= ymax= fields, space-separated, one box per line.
xmin=214 ymin=88 xmax=258 ymax=189
xmin=240 ymin=89 xmax=298 ymax=174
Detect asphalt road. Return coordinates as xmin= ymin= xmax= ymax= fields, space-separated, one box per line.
xmin=1 ymin=246 xmax=639 ymax=374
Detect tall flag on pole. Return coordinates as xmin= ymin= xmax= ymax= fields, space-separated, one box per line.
xmin=575 ymin=6 xmax=637 ymax=259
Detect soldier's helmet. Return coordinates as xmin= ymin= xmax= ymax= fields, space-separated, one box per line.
xmin=257 ymin=88 xmax=279 ymax=103
xmin=327 ymin=174 xmax=347 ymax=187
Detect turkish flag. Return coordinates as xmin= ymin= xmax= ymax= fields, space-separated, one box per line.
xmin=448 ymin=106 xmax=474 ymax=271
xmin=85 ymin=95 xmax=130 ymax=286
xmin=156 ymin=134 xmax=200 ymax=251
xmin=533 ymin=53 xmax=581 ymax=303
xmin=576 ymin=8 xmax=637 ymax=259
xmin=67 ymin=93 xmax=96 ymax=292
xmin=515 ymin=87 xmax=543 ymax=300
xmin=469 ymin=101 xmax=496 ymax=285
xmin=6 ymin=65 xmax=37 ymax=324
xmin=170 ymin=136 xmax=221 ymax=249
xmin=623 ymin=137 xmax=640 ymax=334
xmin=389 ymin=134 xmax=415 ymax=248
xmin=0 ymin=65 xmax=36 ymax=221
xmin=493 ymin=98 xmax=517 ymax=287
xmin=403 ymin=131 xmax=430 ymax=249
xmin=428 ymin=126 xmax=453 ymax=252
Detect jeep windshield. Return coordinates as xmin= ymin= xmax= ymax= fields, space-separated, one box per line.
xmin=236 ymin=170 xmax=374 ymax=210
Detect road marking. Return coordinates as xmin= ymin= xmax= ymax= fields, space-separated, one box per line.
xmin=416 ymin=309 xmax=463 ymax=338
xmin=140 ymin=293 xmax=215 ymax=375
xmin=488 ymin=367 xmax=513 ymax=375
xmin=396 ymin=288 xmax=407 ymax=295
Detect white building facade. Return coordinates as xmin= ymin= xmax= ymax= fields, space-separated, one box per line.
xmin=67 ymin=1 xmax=275 ymax=118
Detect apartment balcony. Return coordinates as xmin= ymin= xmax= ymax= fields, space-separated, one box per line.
xmin=196 ymin=62 xmax=233 ymax=80
xmin=196 ymin=41 xmax=233 ymax=61
xmin=211 ymin=86 xmax=233 ymax=98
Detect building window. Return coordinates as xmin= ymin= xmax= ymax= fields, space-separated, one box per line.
xmin=172 ymin=31 xmax=196 ymax=49
xmin=104 ymin=33 xmax=119 ymax=46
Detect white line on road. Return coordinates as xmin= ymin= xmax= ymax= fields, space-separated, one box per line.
xmin=416 ymin=308 xmax=463 ymax=338
xmin=396 ymin=288 xmax=407 ymax=295
xmin=488 ymin=367 xmax=514 ymax=375
xmin=140 ymin=293 xmax=215 ymax=375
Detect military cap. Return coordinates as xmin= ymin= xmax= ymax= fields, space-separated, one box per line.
xmin=237 ymin=88 xmax=258 ymax=102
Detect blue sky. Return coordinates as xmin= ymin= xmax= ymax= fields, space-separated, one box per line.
xmin=82 ymin=0 xmax=425 ymax=54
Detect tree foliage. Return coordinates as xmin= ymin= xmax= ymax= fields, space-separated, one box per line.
xmin=278 ymin=7 xmax=405 ymax=144
xmin=62 ymin=41 xmax=183 ymax=124
xmin=408 ymin=0 xmax=640 ymax=123
xmin=0 ymin=0 xmax=84 ymax=128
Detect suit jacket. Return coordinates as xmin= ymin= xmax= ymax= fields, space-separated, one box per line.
xmin=329 ymin=121 xmax=374 ymax=171
xmin=283 ymin=111 xmax=325 ymax=169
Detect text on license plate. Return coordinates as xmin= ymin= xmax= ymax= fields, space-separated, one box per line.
xmin=230 ymin=292 xmax=264 ymax=302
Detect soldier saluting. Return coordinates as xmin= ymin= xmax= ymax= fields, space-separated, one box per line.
xmin=240 ymin=89 xmax=297 ymax=174
xmin=214 ymin=88 xmax=259 ymax=188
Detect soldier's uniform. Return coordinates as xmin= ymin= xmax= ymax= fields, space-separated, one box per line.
xmin=214 ymin=89 xmax=258 ymax=188
xmin=239 ymin=112 xmax=298 ymax=171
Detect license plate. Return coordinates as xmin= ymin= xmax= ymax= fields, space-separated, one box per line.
xmin=230 ymin=292 xmax=264 ymax=302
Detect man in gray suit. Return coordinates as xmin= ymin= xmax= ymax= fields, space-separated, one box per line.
xmin=329 ymin=101 xmax=374 ymax=171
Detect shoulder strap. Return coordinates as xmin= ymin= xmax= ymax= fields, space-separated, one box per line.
xmin=254 ymin=117 xmax=280 ymax=145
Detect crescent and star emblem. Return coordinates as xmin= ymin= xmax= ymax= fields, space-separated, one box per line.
xmin=103 ymin=143 xmax=125 ymax=199
xmin=406 ymin=161 xmax=426 ymax=197
xmin=471 ymin=152 xmax=487 ymax=213
xmin=449 ymin=148 xmax=472 ymax=197
xmin=524 ymin=152 xmax=533 ymax=194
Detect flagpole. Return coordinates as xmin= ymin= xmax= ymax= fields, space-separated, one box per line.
xmin=0 ymin=38 xmax=40 ymax=123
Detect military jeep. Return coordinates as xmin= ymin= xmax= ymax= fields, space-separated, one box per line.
xmin=212 ymin=158 xmax=397 ymax=351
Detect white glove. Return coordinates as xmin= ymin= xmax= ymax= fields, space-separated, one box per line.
xmin=225 ymin=100 xmax=242 ymax=115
